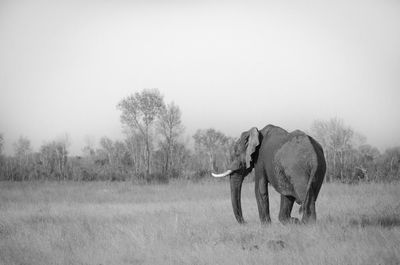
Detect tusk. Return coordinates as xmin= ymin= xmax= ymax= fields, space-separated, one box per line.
xmin=211 ymin=170 xmax=233 ymax=178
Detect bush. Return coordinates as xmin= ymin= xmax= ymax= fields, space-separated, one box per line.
xmin=145 ymin=172 xmax=169 ymax=184
xmin=188 ymin=169 xmax=210 ymax=182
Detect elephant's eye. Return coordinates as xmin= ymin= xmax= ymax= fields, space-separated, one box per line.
xmin=234 ymin=149 xmax=241 ymax=156
xmin=233 ymin=146 xmax=238 ymax=154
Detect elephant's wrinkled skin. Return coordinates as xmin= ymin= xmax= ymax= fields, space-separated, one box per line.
xmin=213 ymin=124 xmax=326 ymax=224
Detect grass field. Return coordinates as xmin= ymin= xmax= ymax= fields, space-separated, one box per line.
xmin=0 ymin=180 xmax=399 ymax=265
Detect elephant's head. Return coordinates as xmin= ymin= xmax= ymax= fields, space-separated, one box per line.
xmin=212 ymin=127 xmax=261 ymax=223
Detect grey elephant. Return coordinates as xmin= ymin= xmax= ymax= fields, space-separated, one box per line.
xmin=212 ymin=125 xmax=326 ymax=224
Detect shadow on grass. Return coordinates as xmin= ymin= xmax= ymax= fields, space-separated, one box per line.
xmin=349 ymin=215 xmax=400 ymax=228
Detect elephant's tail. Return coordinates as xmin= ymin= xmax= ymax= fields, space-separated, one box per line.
xmin=299 ymin=165 xmax=315 ymax=215
xmin=299 ymin=195 xmax=308 ymax=214
xmin=299 ymin=202 xmax=304 ymax=214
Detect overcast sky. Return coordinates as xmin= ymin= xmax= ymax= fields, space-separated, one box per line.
xmin=1 ymin=0 xmax=399 ymax=155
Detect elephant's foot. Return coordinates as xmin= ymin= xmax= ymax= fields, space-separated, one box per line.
xmin=279 ymin=217 xmax=300 ymax=225
xmin=278 ymin=195 xmax=296 ymax=225
xmin=301 ymin=215 xmax=316 ymax=224
xmin=260 ymin=217 xmax=272 ymax=225
xmin=237 ymin=218 xmax=246 ymax=225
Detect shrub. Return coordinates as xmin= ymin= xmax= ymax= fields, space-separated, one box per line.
xmin=145 ymin=172 xmax=169 ymax=184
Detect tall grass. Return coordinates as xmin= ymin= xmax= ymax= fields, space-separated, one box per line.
xmin=0 ymin=180 xmax=399 ymax=265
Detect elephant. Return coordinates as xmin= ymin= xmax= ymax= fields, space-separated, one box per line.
xmin=212 ymin=124 xmax=326 ymax=224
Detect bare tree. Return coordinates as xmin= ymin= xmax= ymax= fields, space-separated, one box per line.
xmin=99 ymin=137 xmax=114 ymax=165
xmin=0 ymin=133 xmax=4 ymax=155
xmin=117 ymin=88 xmax=165 ymax=176
xmin=382 ymin=147 xmax=400 ymax=178
xmin=13 ymin=136 xmax=31 ymax=157
xmin=82 ymin=135 xmax=96 ymax=157
xmin=311 ymin=118 xmax=355 ymax=181
xmin=39 ymin=136 xmax=70 ymax=180
xmin=193 ymin=128 xmax=232 ymax=172
xmin=125 ymin=132 xmax=146 ymax=176
xmin=158 ymin=102 xmax=184 ymax=176
xmin=10 ymin=136 xmax=33 ymax=180
xmin=357 ymin=144 xmax=380 ymax=181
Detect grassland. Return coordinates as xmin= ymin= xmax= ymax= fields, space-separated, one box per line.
xmin=0 ymin=180 xmax=399 ymax=265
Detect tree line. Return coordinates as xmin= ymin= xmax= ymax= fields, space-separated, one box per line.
xmin=0 ymin=89 xmax=399 ymax=183
xmin=310 ymin=118 xmax=400 ymax=182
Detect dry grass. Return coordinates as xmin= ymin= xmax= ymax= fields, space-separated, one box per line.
xmin=0 ymin=180 xmax=399 ymax=265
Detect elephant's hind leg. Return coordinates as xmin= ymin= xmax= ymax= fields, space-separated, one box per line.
xmin=301 ymin=188 xmax=316 ymax=224
xmin=278 ymin=195 xmax=299 ymax=224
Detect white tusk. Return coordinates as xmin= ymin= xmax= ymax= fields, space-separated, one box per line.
xmin=211 ymin=170 xmax=233 ymax=178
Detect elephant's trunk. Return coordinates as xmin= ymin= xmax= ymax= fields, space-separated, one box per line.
xmin=230 ymin=173 xmax=245 ymax=224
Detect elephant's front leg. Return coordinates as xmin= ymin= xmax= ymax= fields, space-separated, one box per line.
xmin=254 ymin=168 xmax=271 ymax=224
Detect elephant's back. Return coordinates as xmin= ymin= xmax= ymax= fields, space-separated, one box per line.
xmin=272 ymin=132 xmax=318 ymax=203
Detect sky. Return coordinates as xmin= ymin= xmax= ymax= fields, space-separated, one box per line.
xmin=0 ymin=0 xmax=399 ymax=155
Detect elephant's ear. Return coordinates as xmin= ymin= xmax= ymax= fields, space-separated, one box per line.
xmin=245 ymin=127 xmax=260 ymax=169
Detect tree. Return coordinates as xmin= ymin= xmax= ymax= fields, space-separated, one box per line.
xmin=113 ymin=140 xmax=130 ymax=167
xmin=117 ymin=89 xmax=165 ymax=176
xmin=157 ymin=102 xmax=184 ymax=176
xmin=96 ymin=137 xmax=131 ymax=180
xmin=7 ymin=136 xmax=33 ymax=180
xmin=82 ymin=135 xmax=96 ymax=157
xmin=193 ymin=128 xmax=233 ymax=172
xmin=379 ymin=147 xmax=400 ymax=180
xmin=99 ymin=137 xmax=114 ymax=165
xmin=13 ymin=136 xmax=31 ymax=157
xmin=125 ymin=132 xmax=146 ymax=176
xmin=39 ymin=136 xmax=70 ymax=180
xmin=311 ymin=118 xmax=356 ymax=181
xmin=357 ymin=144 xmax=380 ymax=180
xmin=0 ymin=133 xmax=4 ymax=179
xmin=0 ymin=133 xmax=4 ymax=155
